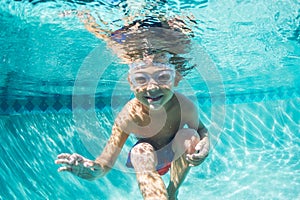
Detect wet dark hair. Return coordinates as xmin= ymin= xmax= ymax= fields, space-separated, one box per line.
xmin=144 ymin=49 xmax=195 ymax=76
xmin=110 ymin=16 xmax=196 ymax=76
xmin=169 ymin=54 xmax=195 ymax=76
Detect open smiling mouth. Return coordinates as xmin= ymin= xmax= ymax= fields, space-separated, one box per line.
xmin=144 ymin=95 xmax=164 ymax=102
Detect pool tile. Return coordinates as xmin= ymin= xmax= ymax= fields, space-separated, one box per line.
xmin=0 ymin=101 xmax=9 ymax=112
xmin=25 ymin=101 xmax=35 ymax=112
xmin=12 ymin=100 xmax=22 ymax=112
xmin=53 ymin=101 xmax=63 ymax=112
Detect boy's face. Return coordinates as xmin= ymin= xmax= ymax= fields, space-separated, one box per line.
xmin=128 ymin=65 xmax=176 ymax=110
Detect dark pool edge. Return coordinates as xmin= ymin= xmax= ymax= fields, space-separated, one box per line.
xmin=0 ymin=87 xmax=299 ymax=115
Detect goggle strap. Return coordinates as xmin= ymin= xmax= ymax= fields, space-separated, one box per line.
xmin=129 ymin=62 xmax=175 ymax=71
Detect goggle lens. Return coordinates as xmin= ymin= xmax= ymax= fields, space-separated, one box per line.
xmin=131 ymin=70 xmax=175 ymax=86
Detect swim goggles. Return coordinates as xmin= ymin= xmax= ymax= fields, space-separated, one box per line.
xmin=130 ymin=69 xmax=175 ymax=87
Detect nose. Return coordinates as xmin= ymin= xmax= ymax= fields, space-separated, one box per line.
xmin=146 ymin=79 xmax=159 ymax=91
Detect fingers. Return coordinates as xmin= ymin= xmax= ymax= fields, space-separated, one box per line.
xmin=56 ymin=153 xmax=71 ymax=160
xmin=186 ymin=140 xmax=209 ymax=167
xmin=58 ymin=166 xmax=72 ymax=172
xmin=195 ymin=139 xmax=209 ymax=157
xmin=55 ymin=153 xmax=84 ymax=166
xmin=186 ymin=153 xmax=204 ymax=163
xmin=55 ymin=153 xmax=96 ymax=172
xmin=186 ymin=154 xmax=206 ymax=167
xmin=55 ymin=153 xmax=71 ymax=165
xmin=83 ymin=161 xmax=95 ymax=168
xmin=193 ymin=147 xmax=209 ymax=159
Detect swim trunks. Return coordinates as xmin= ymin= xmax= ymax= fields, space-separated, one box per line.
xmin=126 ymin=141 xmax=174 ymax=175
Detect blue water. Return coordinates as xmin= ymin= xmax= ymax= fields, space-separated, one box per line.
xmin=1 ymin=0 xmax=300 ymax=199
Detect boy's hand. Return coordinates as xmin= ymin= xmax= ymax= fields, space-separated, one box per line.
xmin=186 ymin=137 xmax=209 ymax=167
xmin=55 ymin=153 xmax=103 ymax=180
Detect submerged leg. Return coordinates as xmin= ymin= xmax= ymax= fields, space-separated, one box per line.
xmin=130 ymin=142 xmax=168 ymax=200
xmin=167 ymin=128 xmax=200 ymax=199
xmin=167 ymin=154 xmax=190 ymax=200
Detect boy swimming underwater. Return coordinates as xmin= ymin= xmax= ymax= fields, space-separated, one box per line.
xmin=55 ymin=14 xmax=210 ymax=200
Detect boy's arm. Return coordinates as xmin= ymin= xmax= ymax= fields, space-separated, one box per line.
xmin=94 ymin=123 xmax=129 ymax=172
xmin=55 ymin=125 xmax=129 ymax=180
xmin=197 ymin=119 xmax=209 ymax=140
xmin=80 ymin=11 xmax=111 ymax=40
xmin=189 ymin=112 xmax=210 ymax=157
xmin=184 ymin=99 xmax=210 ymax=166
xmin=55 ymin=108 xmax=131 ymax=180
xmin=60 ymin=10 xmax=110 ymax=40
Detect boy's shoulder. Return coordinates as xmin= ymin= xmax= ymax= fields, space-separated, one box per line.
xmin=174 ymin=92 xmax=196 ymax=107
xmin=174 ymin=92 xmax=198 ymax=120
xmin=114 ymin=98 xmax=150 ymax=133
xmin=126 ymin=98 xmax=144 ymax=110
xmin=117 ymin=98 xmax=145 ymax=120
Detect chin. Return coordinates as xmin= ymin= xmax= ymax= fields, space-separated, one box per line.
xmin=149 ymin=104 xmax=163 ymax=110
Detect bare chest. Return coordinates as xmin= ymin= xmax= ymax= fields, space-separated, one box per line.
xmin=130 ymin=107 xmax=182 ymax=147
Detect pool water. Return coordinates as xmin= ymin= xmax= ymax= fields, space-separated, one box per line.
xmin=0 ymin=0 xmax=299 ymax=199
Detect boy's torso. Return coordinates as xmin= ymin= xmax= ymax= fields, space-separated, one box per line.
xmin=123 ymin=92 xmax=193 ymax=149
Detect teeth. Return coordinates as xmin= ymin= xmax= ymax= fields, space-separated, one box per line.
xmin=145 ymin=95 xmax=163 ymax=101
